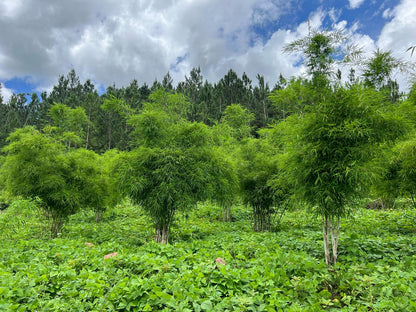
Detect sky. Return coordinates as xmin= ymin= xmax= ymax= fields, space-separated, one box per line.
xmin=0 ymin=0 xmax=415 ymax=101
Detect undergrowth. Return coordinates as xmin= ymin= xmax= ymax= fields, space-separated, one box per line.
xmin=1 ymin=201 xmax=416 ymax=311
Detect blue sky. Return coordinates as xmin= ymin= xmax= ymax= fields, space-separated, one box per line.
xmin=281 ymin=0 xmax=399 ymax=37
xmin=0 ymin=0 xmax=414 ymax=101
xmin=3 ymin=77 xmax=37 ymax=96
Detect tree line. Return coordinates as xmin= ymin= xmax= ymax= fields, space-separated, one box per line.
xmin=1 ymin=28 xmax=416 ymax=266
xmin=0 ymin=66 xmax=284 ymax=152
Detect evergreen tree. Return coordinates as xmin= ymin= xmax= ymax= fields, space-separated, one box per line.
xmin=0 ymin=82 xmax=3 ymax=105
xmin=252 ymin=74 xmax=272 ymax=128
xmin=161 ymin=72 xmax=174 ymax=92
xmin=183 ymin=67 xmax=204 ymax=122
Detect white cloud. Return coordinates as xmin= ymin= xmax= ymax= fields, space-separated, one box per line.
xmin=230 ymin=29 xmax=302 ymax=84
xmin=378 ymin=0 xmax=416 ymax=89
xmin=378 ymin=0 xmax=416 ymax=53
xmin=0 ymin=0 xmax=412 ymax=94
xmin=0 ymin=84 xmax=14 ymax=103
xmin=0 ymin=0 xmax=24 ymax=18
xmin=0 ymin=0 xmax=301 ymax=90
xmin=329 ymin=8 xmax=342 ymax=24
xmin=382 ymin=8 xmax=394 ymax=19
xmin=348 ymin=0 xmax=366 ymax=9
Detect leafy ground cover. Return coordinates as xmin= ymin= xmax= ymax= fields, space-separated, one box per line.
xmin=1 ymin=201 xmax=416 ymax=311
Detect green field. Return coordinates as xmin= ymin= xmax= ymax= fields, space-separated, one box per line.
xmin=1 ymin=201 xmax=416 ymax=311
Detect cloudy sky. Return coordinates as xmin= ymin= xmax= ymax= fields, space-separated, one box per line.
xmin=0 ymin=0 xmax=415 ymax=100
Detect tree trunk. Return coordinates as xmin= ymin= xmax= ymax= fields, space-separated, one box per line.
xmin=122 ymin=119 xmax=128 ymax=150
xmin=275 ymin=204 xmax=288 ymax=228
xmin=262 ymin=99 xmax=267 ymax=126
xmin=222 ymin=206 xmax=231 ymax=222
xmin=322 ymin=215 xmax=341 ymax=266
xmin=107 ymin=112 xmax=112 ymax=150
xmin=411 ymin=192 xmax=416 ymax=209
xmin=265 ymin=206 xmax=271 ymax=231
xmin=85 ymin=104 xmax=92 ymax=149
xmin=322 ymin=215 xmax=331 ymax=265
xmin=330 ymin=216 xmax=340 ymax=265
xmin=253 ymin=205 xmax=259 ymax=232
xmin=253 ymin=205 xmax=273 ymax=232
xmin=85 ymin=120 xmax=90 ymax=150
xmin=161 ymin=225 xmax=169 ymax=245
xmin=48 ymin=211 xmax=65 ymax=238
xmin=155 ymin=226 xmax=161 ymax=243
xmin=85 ymin=124 xmax=90 ymax=149
xmin=155 ymin=207 xmax=173 ymax=244
xmin=95 ymin=210 xmax=103 ymax=223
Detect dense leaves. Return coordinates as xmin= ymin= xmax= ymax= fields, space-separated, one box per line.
xmin=114 ymin=147 xmax=212 ymax=243
xmin=0 ymin=127 xmax=111 ymax=236
xmin=2 ymin=202 xmax=416 ymax=311
xmin=114 ymin=100 xmax=238 ymax=243
xmin=239 ymin=138 xmax=290 ymax=232
xmin=275 ymin=28 xmax=414 ymax=266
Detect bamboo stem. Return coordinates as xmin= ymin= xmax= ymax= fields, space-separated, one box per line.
xmin=322 ymin=215 xmax=331 ymax=265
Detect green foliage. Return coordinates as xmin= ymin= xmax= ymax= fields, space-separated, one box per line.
xmin=128 ymin=109 xmax=172 ymax=148
xmin=66 ymin=148 xmax=113 ymax=221
xmin=363 ymin=50 xmax=411 ymax=90
xmin=3 ymin=27 xmax=416 ymax=310
xmin=1 ymin=127 xmax=110 ymax=236
xmin=278 ymin=84 xmax=410 ymax=265
xmin=145 ymin=89 xmax=191 ymax=121
xmin=114 ymin=147 xmax=209 ymax=233
xmin=100 ymin=94 xmax=134 ymax=150
xmin=239 ymin=137 xmax=290 ymax=232
xmin=269 ymin=77 xmax=316 ymax=119
xmin=220 ymin=104 xmax=255 ymax=140
xmin=362 ymin=49 xmax=413 ymax=102
xmin=368 ymin=96 xmax=416 ymax=206
xmin=284 ymin=29 xmax=360 ymax=84
xmin=0 ymin=198 xmax=45 ymax=239
xmin=1 ymin=127 xmax=73 ymax=233
xmin=47 ymin=102 xmax=88 ymax=147
xmin=377 ymin=134 xmax=416 ymax=208
xmin=102 ymin=95 xmax=133 ymax=118
xmin=363 ymin=50 xmax=396 ymax=89
xmin=2 ymin=201 xmax=416 ymax=311
xmin=397 ymin=137 xmax=416 ymax=201
xmin=305 ymin=33 xmax=335 ymax=78
xmin=370 ymin=147 xmax=402 ymax=208
xmin=208 ymin=150 xmax=239 ymax=215
xmin=114 ymin=117 xmax=237 ymax=243
xmin=281 ymin=84 xmax=407 ymax=218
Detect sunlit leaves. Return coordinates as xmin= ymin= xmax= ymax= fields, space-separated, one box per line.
xmin=1 ymin=127 xmax=110 ymax=235
xmin=48 ymin=102 xmax=88 ymax=147
xmin=115 ymin=102 xmax=238 ymax=243
xmin=2 ymin=202 xmax=416 ymax=310
xmin=284 ymin=28 xmax=361 ymax=83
